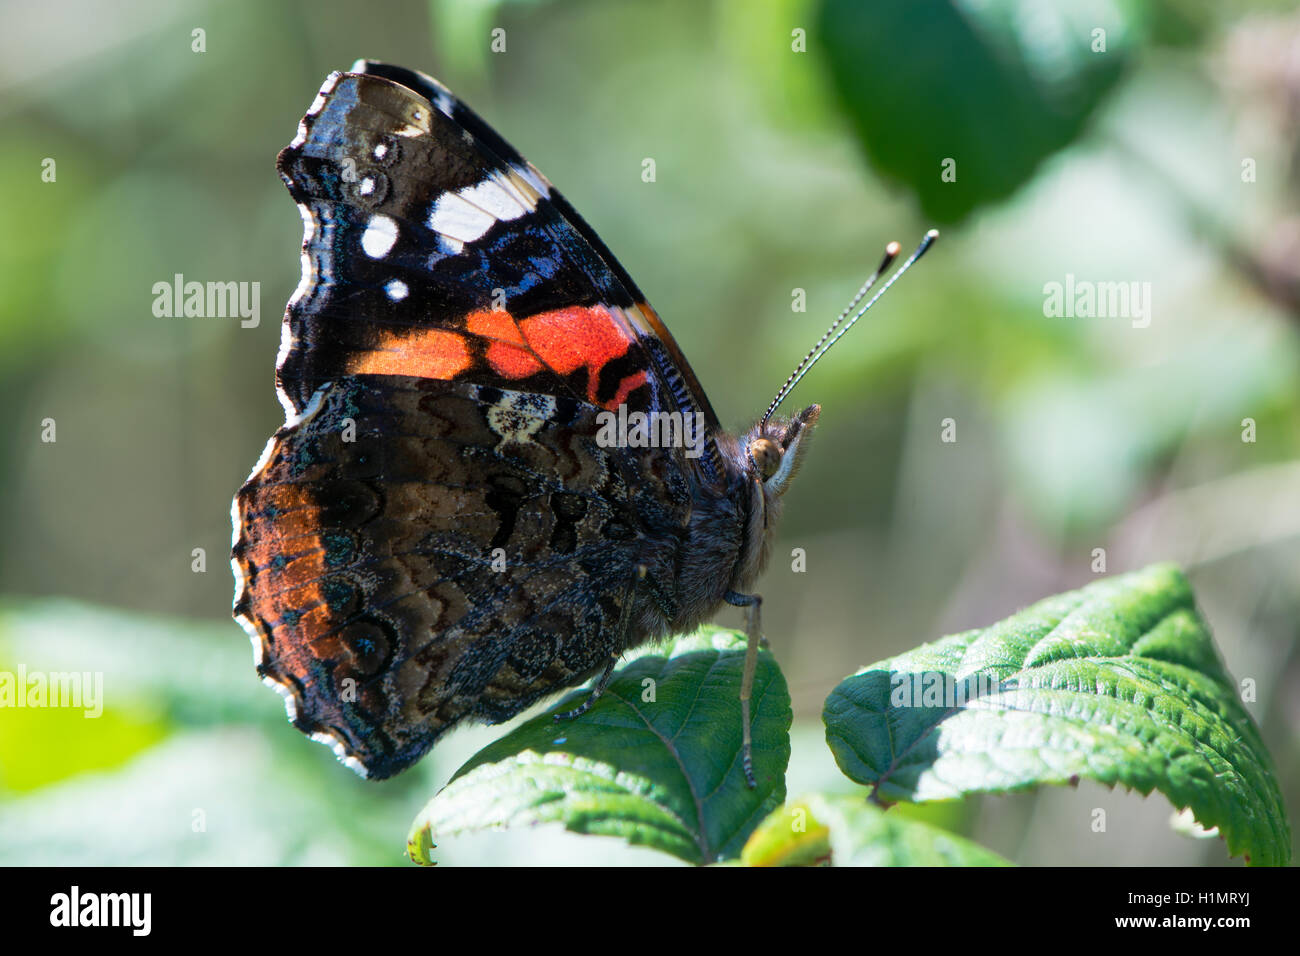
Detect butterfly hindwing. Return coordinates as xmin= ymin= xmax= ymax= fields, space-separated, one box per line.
xmin=235 ymin=372 xmax=703 ymax=777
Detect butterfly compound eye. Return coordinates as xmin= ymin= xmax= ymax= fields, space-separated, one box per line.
xmin=749 ymin=438 xmax=782 ymax=480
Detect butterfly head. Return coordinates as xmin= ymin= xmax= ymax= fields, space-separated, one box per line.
xmin=746 ymin=404 xmax=820 ymax=497
xmin=748 ymin=230 xmax=938 ymax=497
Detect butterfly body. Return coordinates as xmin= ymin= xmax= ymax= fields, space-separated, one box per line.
xmin=232 ymin=62 xmax=817 ymax=781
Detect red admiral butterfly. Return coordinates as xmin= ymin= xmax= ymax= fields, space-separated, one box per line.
xmin=231 ymin=61 xmax=935 ymax=787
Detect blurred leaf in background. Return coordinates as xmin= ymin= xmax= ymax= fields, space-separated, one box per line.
xmin=819 ymin=0 xmax=1143 ymax=222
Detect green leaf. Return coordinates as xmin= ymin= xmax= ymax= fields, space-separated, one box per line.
xmin=0 ymin=598 xmax=278 ymax=728
xmin=408 ymin=627 xmax=792 ymax=865
xmin=823 ymin=564 xmax=1292 ymax=866
xmin=817 ymin=0 xmax=1142 ymax=222
xmin=0 ymin=600 xmax=448 ymax=865
xmin=742 ymin=792 xmax=1011 ymax=866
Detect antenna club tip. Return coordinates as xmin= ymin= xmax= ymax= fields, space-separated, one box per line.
xmin=926 ymin=229 xmax=940 ymax=239
xmin=885 ymin=241 xmax=901 ymax=255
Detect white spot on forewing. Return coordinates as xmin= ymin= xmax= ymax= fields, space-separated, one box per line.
xmin=492 ymin=170 xmax=537 ymax=212
xmin=359 ymin=177 xmax=375 ymax=196
xmin=385 ymin=279 xmax=408 ymax=301
xmin=427 ymin=174 xmax=531 ymax=252
xmin=461 ymin=177 xmax=526 ymax=221
xmin=428 ymin=192 xmax=496 ymax=244
xmin=373 ymin=143 xmax=388 ymax=160
xmin=512 ymin=162 xmax=552 ymax=199
xmin=361 ymin=214 xmax=398 ymax=258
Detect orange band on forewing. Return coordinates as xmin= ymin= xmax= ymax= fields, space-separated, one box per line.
xmin=468 ymin=309 xmax=544 ymax=379
xmin=518 ymin=305 xmax=634 ymax=406
xmin=347 ymin=306 xmax=643 ymax=407
xmin=466 ymin=309 xmax=526 ymax=346
xmin=609 ymin=370 xmax=648 ymax=409
xmin=484 ymin=342 xmax=543 ymax=378
xmin=348 ymin=329 xmax=472 ymax=379
xmin=518 ymin=306 xmax=631 ymax=375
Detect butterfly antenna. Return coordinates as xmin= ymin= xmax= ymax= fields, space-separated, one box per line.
xmin=760 ymin=241 xmax=899 ymax=427
xmin=761 ymin=229 xmax=938 ymax=426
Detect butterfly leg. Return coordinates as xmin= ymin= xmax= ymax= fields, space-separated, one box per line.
xmin=553 ymin=564 xmax=644 ymax=722
xmin=552 ymin=653 xmax=619 ymax=722
xmin=724 ymin=589 xmax=762 ymax=789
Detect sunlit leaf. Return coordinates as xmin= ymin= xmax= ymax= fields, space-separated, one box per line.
xmin=823 ymin=564 xmax=1291 ymax=866
xmin=408 ymin=628 xmax=791 ymax=865
xmin=742 ymin=791 xmax=1010 ymax=866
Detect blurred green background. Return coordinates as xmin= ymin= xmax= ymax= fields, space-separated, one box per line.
xmin=2 ymin=0 xmax=1298 ymax=865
